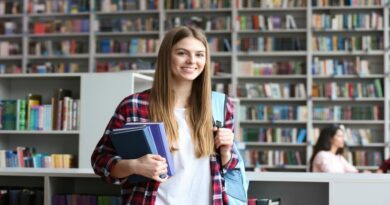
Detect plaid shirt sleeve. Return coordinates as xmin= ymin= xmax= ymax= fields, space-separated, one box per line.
xmin=90 ymin=96 xmax=131 ymax=185
xmin=211 ymin=96 xmax=240 ymax=205
xmin=222 ymin=96 xmax=239 ymax=171
xmin=90 ymin=91 xmax=151 ymax=185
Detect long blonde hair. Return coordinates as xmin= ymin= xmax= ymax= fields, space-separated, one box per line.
xmin=149 ymin=26 xmax=214 ymax=158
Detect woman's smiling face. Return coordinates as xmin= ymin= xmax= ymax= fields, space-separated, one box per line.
xmin=170 ymin=37 xmax=206 ymax=84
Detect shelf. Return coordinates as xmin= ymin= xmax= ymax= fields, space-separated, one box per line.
xmin=0 ymin=56 xmax=23 ymax=60
xmin=95 ymin=31 xmax=159 ymax=36
xmin=211 ymin=75 xmax=232 ymax=80
xmin=312 ymin=98 xmax=385 ymax=102
xmin=312 ymin=29 xmax=384 ymax=33
xmin=264 ymin=165 xmax=307 ymax=169
xmin=95 ymin=53 xmax=158 ymax=58
xmin=0 ymin=34 xmax=23 ymax=39
xmin=347 ymin=143 xmax=386 ymax=148
xmin=244 ymin=142 xmax=307 ymax=147
xmin=203 ymin=30 xmax=232 ymax=34
xmin=28 ymin=12 xmax=90 ymax=18
xmin=165 ymin=8 xmax=232 ymax=13
xmin=240 ymin=98 xmax=307 ymax=102
xmin=312 ymin=75 xmax=385 ymax=79
xmin=237 ymin=75 xmax=307 ymax=79
xmin=28 ymin=55 xmax=90 ymax=60
xmin=0 ymin=168 xmax=96 ymax=177
xmin=0 ymin=14 xmax=23 ymax=19
xmin=28 ymin=33 xmax=90 ymax=38
xmin=0 ymin=73 xmax=82 ymax=78
xmin=238 ymin=29 xmax=307 ymax=34
xmin=312 ymin=51 xmax=384 ymax=56
xmin=237 ymin=7 xmax=307 ymax=12
xmin=0 ymin=130 xmax=79 ymax=135
xmin=355 ymin=165 xmax=380 ymax=170
xmin=312 ymin=120 xmax=385 ymax=125
xmin=240 ymin=120 xmax=307 ymax=125
xmin=95 ymin=10 xmax=159 ymax=15
xmin=237 ymin=51 xmax=307 ymax=57
xmin=312 ymin=6 xmax=383 ymax=11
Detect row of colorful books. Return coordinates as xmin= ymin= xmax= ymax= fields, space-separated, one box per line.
xmin=98 ymin=38 xmax=159 ymax=54
xmin=312 ymin=80 xmax=383 ymax=99
xmin=165 ymin=16 xmax=231 ymax=31
xmin=236 ymin=14 xmax=297 ymax=31
xmin=31 ymin=20 xmax=90 ymax=34
xmin=0 ymin=146 xmax=75 ymax=168
xmin=0 ymin=21 xmax=18 ymax=35
xmin=98 ymin=0 xmax=157 ymax=11
xmin=27 ymin=62 xmax=82 ymax=74
xmin=0 ymin=64 xmax=22 ymax=74
xmin=238 ymin=83 xmax=307 ymax=99
xmin=239 ymin=37 xmax=305 ymax=52
xmin=312 ymin=57 xmax=370 ymax=76
xmin=0 ymin=188 xmax=43 ymax=205
xmin=0 ymin=89 xmax=80 ymax=131
xmin=237 ymin=0 xmax=306 ymax=8
xmin=241 ymin=127 xmax=307 ymax=144
xmin=238 ymin=61 xmax=306 ymax=76
xmin=165 ymin=0 xmax=231 ymax=9
xmin=312 ymin=0 xmax=382 ymax=6
xmin=312 ymin=12 xmax=383 ymax=30
xmin=240 ymin=105 xmax=308 ymax=121
xmin=0 ymin=1 xmax=21 ymax=15
xmin=0 ymin=42 xmax=21 ymax=56
xmin=312 ymin=35 xmax=384 ymax=51
xmin=350 ymin=150 xmax=383 ymax=166
xmin=244 ymin=149 xmax=305 ymax=167
xmin=97 ymin=17 xmax=158 ymax=32
xmin=312 ymin=105 xmax=382 ymax=121
xmin=29 ymin=40 xmax=88 ymax=56
xmin=28 ymin=0 xmax=90 ymax=14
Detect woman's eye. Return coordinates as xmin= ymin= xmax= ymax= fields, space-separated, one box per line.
xmin=196 ymin=53 xmax=204 ymax=57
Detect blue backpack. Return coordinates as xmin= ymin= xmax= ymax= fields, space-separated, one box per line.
xmin=211 ymin=91 xmax=249 ymax=205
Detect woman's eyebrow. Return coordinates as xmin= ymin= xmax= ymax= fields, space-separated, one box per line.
xmin=174 ymin=48 xmax=205 ymax=53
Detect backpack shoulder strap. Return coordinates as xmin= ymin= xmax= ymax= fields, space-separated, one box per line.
xmin=211 ymin=91 xmax=227 ymax=127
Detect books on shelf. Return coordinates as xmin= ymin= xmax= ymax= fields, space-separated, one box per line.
xmin=0 ymin=146 xmax=75 ymax=168
xmin=111 ymin=122 xmax=175 ymax=183
xmin=0 ymin=89 xmax=80 ymax=131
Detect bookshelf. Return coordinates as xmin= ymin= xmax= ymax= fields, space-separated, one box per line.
xmin=0 ymin=0 xmax=390 ymax=173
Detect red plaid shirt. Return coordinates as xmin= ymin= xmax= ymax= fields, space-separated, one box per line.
xmin=91 ymin=90 xmax=238 ymax=205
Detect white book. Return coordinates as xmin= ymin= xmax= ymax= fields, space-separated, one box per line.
xmin=0 ymin=2 xmax=4 ymax=15
xmin=0 ymin=150 xmax=6 ymax=168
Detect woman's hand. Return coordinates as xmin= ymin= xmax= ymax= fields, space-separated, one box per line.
xmin=132 ymin=154 xmax=168 ymax=182
xmin=213 ymin=127 xmax=234 ymax=166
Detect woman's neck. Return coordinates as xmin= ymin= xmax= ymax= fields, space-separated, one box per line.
xmin=330 ymin=146 xmax=338 ymax=154
xmin=173 ymin=82 xmax=192 ymax=108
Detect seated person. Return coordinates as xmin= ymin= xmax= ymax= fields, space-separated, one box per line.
xmin=309 ymin=125 xmax=358 ymax=173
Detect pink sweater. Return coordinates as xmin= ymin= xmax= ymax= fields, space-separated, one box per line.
xmin=312 ymin=151 xmax=358 ymax=173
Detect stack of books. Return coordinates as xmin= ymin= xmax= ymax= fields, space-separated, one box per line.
xmin=110 ymin=122 xmax=175 ymax=183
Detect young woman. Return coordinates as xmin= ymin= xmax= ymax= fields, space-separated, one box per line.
xmin=91 ymin=26 xmax=239 ymax=205
xmin=309 ymin=125 xmax=358 ymax=173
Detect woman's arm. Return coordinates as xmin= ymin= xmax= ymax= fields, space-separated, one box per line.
xmin=220 ymin=97 xmax=238 ymax=170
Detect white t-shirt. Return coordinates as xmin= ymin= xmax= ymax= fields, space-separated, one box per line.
xmin=155 ymin=108 xmax=211 ymax=205
xmin=312 ymin=150 xmax=358 ymax=173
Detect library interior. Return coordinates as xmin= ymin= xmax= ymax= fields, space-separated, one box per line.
xmin=1 ymin=0 xmax=390 ymax=205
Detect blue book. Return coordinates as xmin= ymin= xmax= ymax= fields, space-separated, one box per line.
xmin=296 ymin=128 xmax=307 ymax=144
xmin=111 ymin=125 xmax=158 ymax=183
xmin=124 ymin=122 xmax=175 ymax=177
